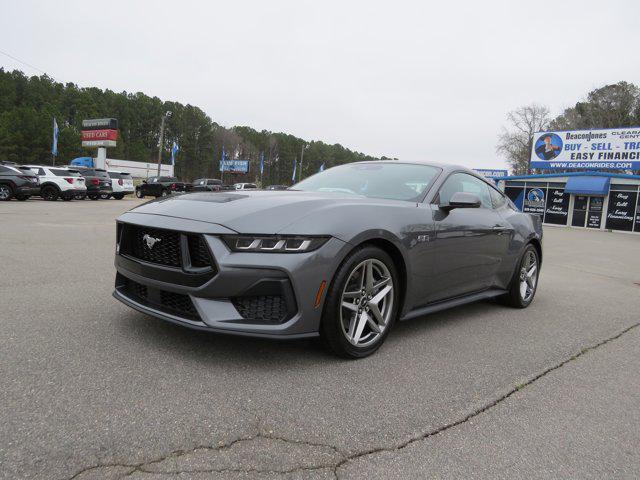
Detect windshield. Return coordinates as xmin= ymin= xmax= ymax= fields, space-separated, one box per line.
xmin=293 ymin=162 xmax=441 ymax=202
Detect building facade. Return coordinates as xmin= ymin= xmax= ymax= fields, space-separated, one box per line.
xmin=495 ymin=172 xmax=640 ymax=234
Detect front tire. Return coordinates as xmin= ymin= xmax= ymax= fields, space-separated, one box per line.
xmin=112 ymin=193 xmax=125 ymax=200
xmin=135 ymin=189 xmax=144 ymax=199
xmin=320 ymin=246 xmax=399 ymax=358
xmin=88 ymin=194 xmax=99 ymax=200
xmin=500 ymin=244 xmax=539 ymax=308
xmin=100 ymin=193 xmax=111 ymax=200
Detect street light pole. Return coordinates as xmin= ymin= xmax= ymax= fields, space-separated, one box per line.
xmin=157 ymin=111 xmax=171 ymax=176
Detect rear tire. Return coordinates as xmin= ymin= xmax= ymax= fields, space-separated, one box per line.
xmin=500 ymin=244 xmax=539 ymax=308
xmin=41 ymin=185 xmax=59 ymax=201
xmin=112 ymin=193 xmax=125 ymax=200
xmin=161 ymin=189 xmax=169 ymax=197
xmin=320 ymin=246 xmax=400 ymax=358
xmin=88 ymin=194 xmax=99 ymax=200
xmin=135 ymin=189 xmax=144 ymax=199
xmin=100 ymin=193 xmax=111 ymax=200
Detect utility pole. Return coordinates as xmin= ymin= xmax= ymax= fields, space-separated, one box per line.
xmin=157 ymin=111 xmax=172 ymax=176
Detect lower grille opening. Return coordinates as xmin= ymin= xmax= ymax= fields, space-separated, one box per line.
xmin=231 ymin=295 xmax=290 ymax=324
xmin=120 ymin=276 xmax=201 ymax=321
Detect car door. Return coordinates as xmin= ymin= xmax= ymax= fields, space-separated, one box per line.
xmin=429 ymin=172 xmax=511 ymax=302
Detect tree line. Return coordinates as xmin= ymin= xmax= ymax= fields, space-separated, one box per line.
xmin=497 ymin=81 xmax=640 ymax=174
xmin=0 ymin=69 xmax=382 ymax=184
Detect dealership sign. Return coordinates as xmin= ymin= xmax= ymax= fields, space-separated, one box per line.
xmin=220 ymin=159 xmax=249 ymax=173
xmin=81 ymin=118 xmax=118 ymax=149
xmin=530 ymin=128 xmax=640 ymax=170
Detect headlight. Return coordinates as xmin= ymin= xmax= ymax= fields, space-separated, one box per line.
xmin=223 ymin=235 xmax=330 ymax=253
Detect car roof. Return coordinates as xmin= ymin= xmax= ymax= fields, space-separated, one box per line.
xmin=354 ymin=159 xmax=466 ymax=171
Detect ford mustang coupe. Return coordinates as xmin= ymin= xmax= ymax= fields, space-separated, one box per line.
xmin=113 ymin=161 xmax=542 ymax=358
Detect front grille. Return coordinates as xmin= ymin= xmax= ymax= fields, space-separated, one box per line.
xmin=125 ymin=225 xmax=181 ymax=267
xmin=121 ymin=277 xmax=200 ymax=321
xmin=232 ymin=295 xmax=289 ymax=324
xmin=119 ymin=224 xmax=215 ymax=273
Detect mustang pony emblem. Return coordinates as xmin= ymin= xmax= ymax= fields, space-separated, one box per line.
xmin=142 ymin=234 xmax=161 ymax=249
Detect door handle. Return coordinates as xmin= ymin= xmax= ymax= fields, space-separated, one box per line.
xmin=492 ymin=225 xmax=510 ymax=234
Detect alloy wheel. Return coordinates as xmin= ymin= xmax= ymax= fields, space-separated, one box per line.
xmin=519 ymin=250 xmax=538 ymax=301
xmin=0 ymin=185 xmax=11 ymax=200
xmin=340 ymin=258 xmax=394 ymax=347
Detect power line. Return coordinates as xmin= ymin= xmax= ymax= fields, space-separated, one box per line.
xmin=0 ymin=48 xmax=58 ymax=81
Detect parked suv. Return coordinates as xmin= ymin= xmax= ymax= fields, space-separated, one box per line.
xmin=0 ymin=163 xmax=40 ymax=201
xmin=135 ymin=176 xmax=186 ymax=198
xmin=106 ymin=171 xmax=135 ymax=200
xmin=189 ymin=178 xmax=223 ymax=192
xmin=72 ymin=167 xmax=113 ymax=200
xmin=25 ymin=165 xmax=87 ymax=201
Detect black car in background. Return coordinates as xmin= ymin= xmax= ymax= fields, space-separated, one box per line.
xmin=0 ymin=163 xmax=40 ymax=201
xmin=189 ymin=178 xmax=223 ymax=192
xmin=135 ymin=176 xmax=186 ymax=198
xmin=72 ymin=167 xmax=113 ymax=200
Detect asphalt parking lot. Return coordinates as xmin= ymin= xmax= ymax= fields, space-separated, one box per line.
xmin=1 ymin=198 xmax=640 ymax=480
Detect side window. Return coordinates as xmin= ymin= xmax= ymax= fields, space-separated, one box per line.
xmin=489 ymin=187 xmax=506 ymax=209
xmin=438 ymin=173 xmax=492 ymax=209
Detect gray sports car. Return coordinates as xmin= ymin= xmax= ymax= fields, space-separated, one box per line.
xmin=113 ymin=161 xmax=542 ymax=358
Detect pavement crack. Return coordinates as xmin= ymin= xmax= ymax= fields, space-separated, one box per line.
xmin=332 ymin=321 xmax=640 ymax=477
xmin=66 ymin=322 xmax=639 ymax=480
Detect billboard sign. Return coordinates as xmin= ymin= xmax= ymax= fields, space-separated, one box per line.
xmin=82 ymin=118 xmax=118 ymax=130
xmin=530 ymin=128 xmax=640 ymax=170
xmin=220 ymin=159 xmax=249 ymax=173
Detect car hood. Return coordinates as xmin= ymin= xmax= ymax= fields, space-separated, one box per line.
xmin=127 ymin=190 xmax=401 ymax=235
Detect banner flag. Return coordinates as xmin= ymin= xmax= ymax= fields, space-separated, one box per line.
xmin=52 ymin=118 xmax=59 ymax=156
xmin=170 ymin=142 xmax=179 ymax=166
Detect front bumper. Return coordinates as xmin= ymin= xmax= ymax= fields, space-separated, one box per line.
xmin=113 ymin=213 xmax=350 ymax=338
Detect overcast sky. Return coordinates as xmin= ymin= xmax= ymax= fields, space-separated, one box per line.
xmin=2 ymin=0 xmax=639 ymax=169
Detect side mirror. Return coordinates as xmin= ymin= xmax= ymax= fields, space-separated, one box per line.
xmin=440 ymin=192 xmax=481 ymax=211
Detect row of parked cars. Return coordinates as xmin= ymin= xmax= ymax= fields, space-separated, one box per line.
xmin=0 ymin=161 xmax=290 ymax=202
xmin=0 ymin=161 xmax=134 ymax=201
